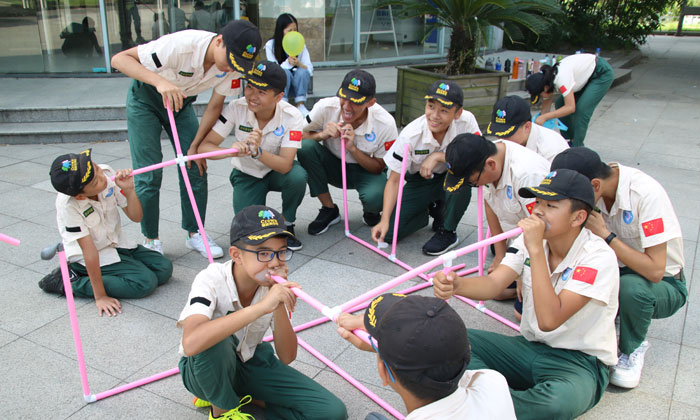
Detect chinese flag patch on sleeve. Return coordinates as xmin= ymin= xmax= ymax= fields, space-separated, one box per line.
xmin=559 ymin=85 xmax=567 ymax=94
xmin=642 ymin=218 xmax=664 ymax=237
xmin=384 ymin=139 xmax=396 ymax=151
xmin=289 ymin=130 xmax=302 ymax=141
xmin=572 ymin=266 xmax=598 ymax=285
xmin=526 ymin=201 xmax=535 ymax=214
xmin=231 ymin=79 xmax=241 ymax=89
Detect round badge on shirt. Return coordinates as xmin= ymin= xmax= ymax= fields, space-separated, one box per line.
xmin=274 ymin=125 xmax=285 ymax=137
xmin=623 ymin=210 xmax=634 ymax=224
xmin=562 ymin=267 xmax=572 ymax=281
xmin=365 ymin=131 xmax=377 ymax=142
xmin=506 ymin=185 xmax=513 ymax=199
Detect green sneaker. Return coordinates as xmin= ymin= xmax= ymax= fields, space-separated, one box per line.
xmin=193 ymin=396 xmax=211 ymax=408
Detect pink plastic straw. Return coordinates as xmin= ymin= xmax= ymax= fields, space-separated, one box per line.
xmin=340 ymin=130 xmax=350 ymax=233
xmin=390 ymin=143 xmax=410 ymax=257
xmin=110 ymin=147 xmax=239 ymax=181
xmin=94 ymin=368 xmax=180 ymax=401
xmin=477 ymin=186 xmax=484 ymax=277
xmin=166 ymin=102 xmax=214 ymax=264
xmin=270 ymin=274 xmax=333 ymax=317
xmin=297 ymin=337 xmax=405 ymax=419
xmin=0 ymin=233 xmax=20 ymax=247
xmin=453 ymin=294 xmax=521 ymax=331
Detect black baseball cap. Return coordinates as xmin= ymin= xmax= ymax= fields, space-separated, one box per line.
xmin=49 ymin=149 xmax=96 ymax=196
xmin=486 ymin=95 xmax=531 ymax=137
xmin=222 ymin=20 xmax=262 ymax=73
xmin=364 ymin=293 xmax=469 ymax=392
xmin=443 ymin=133 xmax=496 ymax=193
xmin=550 ymin=147 xmax=609 ymax=181
xmin=246 ymin=60 xmax=287 ymax=92
xmin=424 ymin=80 xmax=463 ymax=109
xmin=519 ymin=168 xmax=596 ymax=208
xmin=229 ymin=205 xmax=296 ymax=246
xmin=336 ymin=69 xmax=376 ymax=105
xmin=526 ymin=72 xmax=546 ymax=104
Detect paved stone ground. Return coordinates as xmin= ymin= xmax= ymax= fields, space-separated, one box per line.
xmin=0 ymin=36 xmax=697 ymax=419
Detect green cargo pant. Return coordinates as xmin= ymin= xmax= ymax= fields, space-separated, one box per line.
xmin=126 ymin=80 xmax=208 ymax=239
xmin=618 ymin=267 xmax=687 ymax=354
xmin=467 ymin=329 xmax=609 ymax=420
xmin=384 ymin=171 xmax=471 ymax=243
xmin=229 ymin=162 xmax=307 ymax=223
xmin=70 ymin=245 xmax=173 ymax=298
xmin=296 ymin=139 xmax=385 ymax=214
xmin=179 ymin=335 xmax=348 ymax=420
xmin=556 ymin=57 xmax=614 ymax=147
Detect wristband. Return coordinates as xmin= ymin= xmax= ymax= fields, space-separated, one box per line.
xmin=604 ymin=232 xmax=617 ymax=245
xmin=251 ymin=146 xmax=263 ymax=160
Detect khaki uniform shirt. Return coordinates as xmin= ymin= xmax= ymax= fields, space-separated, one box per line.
xmin=212 ymin=98 xmax=305 ymax=178
xmin=502 ymin=229 xmax=619 ymax=366
xmin=554 ymin=54 xmax=597 ymax=97
xmin=525 ymin=124 xmax=569 ymax=163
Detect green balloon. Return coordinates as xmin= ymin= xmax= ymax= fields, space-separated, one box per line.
xmin=282 ymin=31 xmax=305 ymax=57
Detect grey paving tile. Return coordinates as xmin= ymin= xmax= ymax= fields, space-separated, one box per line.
xmin=123 ymin=262 xmax=199 ymax=321
xmin=681 ymin=274 xmax=700 ymax=349
xmin=629 ymin=338 xmax=681 ymax=399
xmin=0 ymin=220 xmax=63 ymax=273
xmin=0 ymin=186 xmax=58 ymax=221
xmin=668 ymin=400 xmax=700 ymax=420
xmin=0 ymin=179 xmax=22 ymax=195
xmin=0 ymin=160 xmax=53 ymax=187
xmin=579 ymin=389 xmax=671 ymax=420
xmin=67 ymin=386 xmax=198 ymax=420
xmin=122 ymin=344 xmax=189 ymax=404
xmin=0 ymin=327 xmax=18 ymax=349
xmin=672 ymin=345 xmax=700 ymax=407
xmin=646 ymin=304 xmax=687 ymax=345
xmin=0 ymin=143 xmax=65 ymax=161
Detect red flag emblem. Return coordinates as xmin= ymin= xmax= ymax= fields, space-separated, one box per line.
xmin=572 ymin=266 xmax=597 ymax=285
xmin=384 ymin=139 xmax=396 ymax=151
xmin=231 ymin=79 xmax=241 ymax=89
xmin=559 ymin=85 xmax=567 ymax=94
xmin=474 ymin=131 xmax=482 ymax=136
xmin=526 ymin=201 xmax=535 ymax=214
xmin=289 ymin=130 xmax=302 ymax=141
xmin=642 ymin=218 xmax=664 ymax=237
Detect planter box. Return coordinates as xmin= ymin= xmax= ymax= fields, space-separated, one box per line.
xmin=395 ymin=64 xmax=510 ymax=129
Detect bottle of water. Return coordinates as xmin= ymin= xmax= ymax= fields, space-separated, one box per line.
xmin=595 ymin=47 xmax=601 ymax=57
xmin=504 ymin=58 xmax=511 ymax=74
xmin=495 ymin=57 xmax=502 ymax=71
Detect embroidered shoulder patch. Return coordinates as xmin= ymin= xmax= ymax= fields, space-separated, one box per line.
xmin=238 ymin=125 xmax=253 ymax=133
xmin=82 ymin=206 xmax=95 ymax=218
xmin=178 ymin=70 xmax=194 ymax=77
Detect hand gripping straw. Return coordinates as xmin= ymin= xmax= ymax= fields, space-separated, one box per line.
xmin=109 ymin=147 xmax=239 ymax=181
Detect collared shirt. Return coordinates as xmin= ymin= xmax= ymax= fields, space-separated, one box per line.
xmin=525 ymin=123 xmax=569 ymax=163
xmin=303 ymin=97 xmax=398 ymax=164
xmin=501 ymin=229 xmax=619 ymax=366
xmin=405 ymin=369 xmax=516 ymax=420
xmin=212 ymin=98 xmax=305 ymax=178
xmin=483 ymin=141 xmax=550 ymax=232
xmin=599 ymin=164 xmax=684 ymax=276
xmin=384 ymin=112 xmax=481 ymax=175
xmin=56 ymin=165 xmax=136 ymax=266
xmin=138 ymin=30 xmax=244 ymax=97
xmin=554 ymin=54 xmax=597 ymax=97
xmin=177 ymin=260 xmax=273 ymax=362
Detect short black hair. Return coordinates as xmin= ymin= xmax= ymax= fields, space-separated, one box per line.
xmin=391 ymin=360 xmax=465 ymax=403
xmin=569 ymin=198 xmax=593 ymax=226
xmin=591 ymin=163 xmax=613 ymax=180
xmin=469 ymin=140 xmax=497 ymax=178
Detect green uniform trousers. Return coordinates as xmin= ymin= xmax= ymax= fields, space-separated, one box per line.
xmin=618 ymin=267 xmax=687 ymax=354
xmin=179 ymin=335 xmax=348 ymax=420
xmin=70 ymin=245 xmax=173 ymax=298
xmin=556 ymin=57 xmax=614 ymax=147
xmin=384 ymin=172 xmax=471 ymax=243
xmin=467 ymin=329 xmax=609 ymax=420
xmin=296 ymin=139 xmax=385 ymax=214
xmin=229 ymin=162 xmax=307 ymax=223
xmin=126 ymin=80 xmax=208 ymax=239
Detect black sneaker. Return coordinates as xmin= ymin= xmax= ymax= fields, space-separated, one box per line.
xmin=38 ymin=265 xmax=79 ymax=295
xmin=429 ymin=200 xmax=444 ymax=232
xmin=422 ymin=228 xmax=458 ymax=256
xmin=286 ymin=224 xmax=303 ymax=251
xmin=308 ymin=205 xmax=340 ymax=235
xmin=362 ymin=212 xmax=381 ymax=227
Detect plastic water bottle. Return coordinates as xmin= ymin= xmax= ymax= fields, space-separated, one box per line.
xmin=484 ymin=57 xmax=494 ymax=70
xmin=527 ymin=59 xmax=534 ymax=76
xmin=495 ymin=57 xmax=502 ymax=71
xmin=504 ymin=58 xmax=511 ymax=74
xmin=512 ymin=57 xmax=519 ymax=79
xmin=595 ymin=47 xmax=601 ymax=57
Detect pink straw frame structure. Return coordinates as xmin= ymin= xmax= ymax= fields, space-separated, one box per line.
xmin=109 ymin=147 xmax=240 ymax=181
xmin=390 ymin=144 xmax=410 ymax=257
xmin=0 ymin=233 xmax=20 ymax=247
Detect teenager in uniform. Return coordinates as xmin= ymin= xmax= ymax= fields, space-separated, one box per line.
xmin=371 ymin=81 xmax=480 ymax=255
xmin=526 ymin=53 xmax=614 ymax=147
xmin=486 ymin=95 xmax=568 ymax=163
xmin=299 ymin=69 xmax=397 ymax=235
xmin=178 ymin=205 xmax=347 ymax=420
xmin=336 ymin=293 xmax=516 ymax=420
xmin=40 ymin=150 xmax=173 ymax=316
xmin=111 ymin=20 xmax=262 ymax=258
xmin=551 ymin=147 xmax=687 ymax=388
xmin=434 ymin=169 xmax=619 ymax=420
xmin=197 ymin=61 xmax=307 ymax=251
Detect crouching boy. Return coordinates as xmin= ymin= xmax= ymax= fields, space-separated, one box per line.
xmin=177 ymin=205 xmax=347 ymax=420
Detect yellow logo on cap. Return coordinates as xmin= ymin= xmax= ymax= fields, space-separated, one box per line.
xmin=445 ymin=176 xmax=464 ymax=192
xmin=528 ymin=187 xmax=558 ymax=196
xmin=367 ymin=295 xmax=383 ymax=327
xmin=247 ymin=231 xmax=276 ymax=241
xmin=228 ymin=52 xmax=245 ymax=72
xmin=81 ymin=161 xmax=92 ymax=183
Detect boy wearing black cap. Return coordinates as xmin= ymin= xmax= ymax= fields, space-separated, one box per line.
xmin=371 ymin=80 xmax=481 ymax=255
xmin=336 ymin=293 xmax=515 ymax=420
xmin=486 ymin=95 xmax=568 ymax=163
xmin=111 ymin=21 xmax=262 ymax=258
xmin=178 ymin=205 xmax=347 ymax=420
xmin=551 ymin=147 xmax=687 ymax=389
xmin=434 ymin=169 xmax=619 ymax=420
xmin=40 ymin=150 xmax=173 ymax=317
xmin=299 ymin=69 xmax=398 ymax=235
xmin=197 ymin=60 xmax=307 ymax=251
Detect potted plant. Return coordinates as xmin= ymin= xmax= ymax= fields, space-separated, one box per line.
xmin=384 ymin=0 xmax=561 ymax=126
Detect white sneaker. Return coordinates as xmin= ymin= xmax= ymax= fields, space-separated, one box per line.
xmin=610 ymin=341 xmax=649 ymax=388
xmin=297 ymin=103 xmax=310 ymax=117
xmin=143 ymin=239 xmax=163 ymax=254
xmin=186 ymin=233 xmax=224 ymax=259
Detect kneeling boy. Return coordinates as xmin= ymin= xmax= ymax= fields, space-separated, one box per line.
xmin=434 ymin=169 xmax=619 ymax=420
xmin=178 ymin=205 xmax=347 ymax=420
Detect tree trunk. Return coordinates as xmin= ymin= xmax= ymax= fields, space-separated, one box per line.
xmin=445 ymin=26 xmax=477 ymax=75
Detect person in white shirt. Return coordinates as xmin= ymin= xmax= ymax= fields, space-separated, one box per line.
xmin=264 ymin=13 xmax=314 ymax=116
xmin=551 ymin=147 xmax=687 ymax=389
xmin=486 ymin=95 xmax=569 ymax=162
xmin=526 ymin=53 xmax=614 ymax=147
xmin=434 ymin=169 xmax=619 ymax=420
xmin=337 ymin=293 xmax=516 ymax=420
